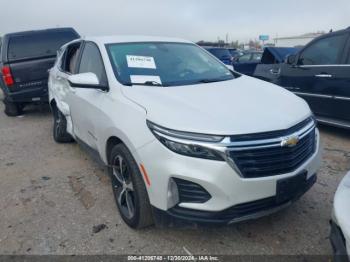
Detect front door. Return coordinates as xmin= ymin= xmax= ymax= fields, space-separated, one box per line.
xmin=68 ymin=41 xmax=109 ymax=149
xmin=279 ymin=32 xmax=349 ymax=120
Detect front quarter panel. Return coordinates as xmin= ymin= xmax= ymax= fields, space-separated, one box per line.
xmin=95 ymin=86 xmax=155 ymax=165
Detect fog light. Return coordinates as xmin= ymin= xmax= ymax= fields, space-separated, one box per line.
xmin=167 ymin=178 xmax=179 ymax=208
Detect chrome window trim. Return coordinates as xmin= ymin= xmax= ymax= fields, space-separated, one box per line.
xmin=293 ymin=92 xmax=350 ymax=101
xmin=293 ymin=92 xmax=333 ymax=99
xmin=316 ymin=118 xmax=350 ymax=128
xmin=298 ymin=64 xmax=350 ymax=68
xmin=334 ymin=96 xmax=350 ymax=101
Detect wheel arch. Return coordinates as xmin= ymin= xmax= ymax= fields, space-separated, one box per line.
xmin=106 ymin=136 xmax=124 ymax=164
xmin=49 ymin=98 xmax=57 ymax=111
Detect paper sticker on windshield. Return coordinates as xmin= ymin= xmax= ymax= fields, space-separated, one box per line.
xmin=127 ymin=55 xmax=156 ymax=69
xmin=130 ymin=75 xmax=162 ymax=85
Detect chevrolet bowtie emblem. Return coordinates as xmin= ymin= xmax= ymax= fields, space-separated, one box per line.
xmin=281 ymin=135 xmax=300 ymax=147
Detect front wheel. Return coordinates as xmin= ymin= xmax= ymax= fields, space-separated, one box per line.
xmin=52 ymin=106 xmax=74 ymax=143
xmin=109 ymin=144 xmax=154 ymax=229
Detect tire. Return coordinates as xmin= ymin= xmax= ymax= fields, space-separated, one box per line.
xmin=52 ymin=106 xmax=74 ymax=143
xmin=109 ymin=144 xmax=154 ymax=229
xmin=4 ymin=100 xmax=23 ymax=117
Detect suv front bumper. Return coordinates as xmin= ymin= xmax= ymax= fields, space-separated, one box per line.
xmin=136 ymin=128 xmax=321 ymax=216
xmin=153 ymin=174 xmax=316 ymax=225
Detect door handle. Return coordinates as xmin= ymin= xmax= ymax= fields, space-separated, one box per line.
xmin=270 ymin=68 xmax=280 ymax=75
xmin=315 ymin=74 xmax=332 ymax=78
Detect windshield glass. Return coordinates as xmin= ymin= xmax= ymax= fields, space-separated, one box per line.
xmin=106 ymin=42 xmax=234 ymax=87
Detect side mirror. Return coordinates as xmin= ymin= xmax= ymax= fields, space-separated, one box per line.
xmin=68 ymin=73 xmax=108 ymax=91
xmin=286 ymin=54 xmax=297 ymax=65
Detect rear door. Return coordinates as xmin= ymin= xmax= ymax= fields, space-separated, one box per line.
xmin=53 ymin=41 xmax=84 ymax=138
xmin=331 ymin=34 xmax=350 ymax=122
xmin=279 ymin=32 xmax=348 ymax=120
xmin=7 ymin=30 xmax=78 ymax=95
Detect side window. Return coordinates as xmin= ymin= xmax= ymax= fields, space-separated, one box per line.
xmin=238 ymin=53 xmax=251 ymax=62
xmin=252 ymin=53 xmax=262 ymax=61
xmin=299 ymin=34 xmax=347 ymax=65
xmin=61 ymin=42 xmax=82 ymax=74
xmin=78 ymin=42 xmax=108 ymax=86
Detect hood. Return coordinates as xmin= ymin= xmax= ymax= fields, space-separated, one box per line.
xmin=122 ymin=75 xmax=311 ymax=135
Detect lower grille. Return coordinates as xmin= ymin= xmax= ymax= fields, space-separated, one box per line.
xmin=173 ymin=178 xmax=211 ymax=203
xmin=168 ymin=174 xmax=316 ymax=224
xmin=228 ymin=117 xmax=316 ymax=178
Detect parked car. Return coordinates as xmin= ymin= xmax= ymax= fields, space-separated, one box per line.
xmin=203 ymin=47 xmax=233 ymax=65
xmin=233 ymin=51 xmax=263 ymax=76
xmin=253 ymin=47 xmax=299 ymax=83
xmin=331 ymin=171 xmax=350 ymax=261
xmin=49 ymin=36 xmax=321 ymax=229
xmin=0 ymin=27 xmax=79 ymax=116
xmin=228 ymin=48 xmax=244 ymax=59
xmin=278 ymin=27 xmax=350 ymax=129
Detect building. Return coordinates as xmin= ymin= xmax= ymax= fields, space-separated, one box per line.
xmin=273 ymin=32 xmax=325 ymax=47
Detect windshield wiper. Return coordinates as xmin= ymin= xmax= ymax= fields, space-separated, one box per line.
xmin=129 ymin=81 xmax=163 ymax=87
xmin=197 ymin=77 xmax=232 ymax=84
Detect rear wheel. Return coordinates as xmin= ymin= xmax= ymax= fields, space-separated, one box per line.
xmin=52 ymin=106 xmax=74 ymax=143
xmin=4 ymin=100 xmax=23 ymax=117
xmin=109 ymin=144 xmax=154 ymax=229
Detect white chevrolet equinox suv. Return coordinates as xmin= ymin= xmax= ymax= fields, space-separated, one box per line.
xmin=48 ymin=36 xmax=321 ymax=228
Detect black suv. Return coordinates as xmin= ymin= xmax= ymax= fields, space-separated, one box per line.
xmin=278 ymin=27 xmax=350 ymax=129
xmin=0 ymin=27 xmax=79 ymax=116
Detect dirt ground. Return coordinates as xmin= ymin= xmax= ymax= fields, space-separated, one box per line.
xmin=0 ymin=94 xmax=349 ymax=255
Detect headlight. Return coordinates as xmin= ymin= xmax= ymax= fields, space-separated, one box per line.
xmin=147 ymin=120 xmax=225 ymax=161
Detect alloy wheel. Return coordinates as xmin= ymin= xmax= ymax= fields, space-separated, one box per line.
xmin=55 ymin=111 xmax=62 ymax=135
xmin=112 ymin=155 xmax=135 ymax=219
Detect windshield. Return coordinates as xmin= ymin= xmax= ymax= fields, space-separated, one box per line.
xmin=106 ymin=42 xmax=234 ymax=87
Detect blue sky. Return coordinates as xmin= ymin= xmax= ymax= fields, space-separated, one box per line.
xmin=0 ymin=0 xmax=349 ymax=42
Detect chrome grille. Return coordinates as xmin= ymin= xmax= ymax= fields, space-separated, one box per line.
xmin=228 ymin=117 xmax=316 ymax=178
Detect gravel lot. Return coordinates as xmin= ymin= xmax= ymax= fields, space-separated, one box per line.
xmin=0 ymin=92 xmax=349 ymax=255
